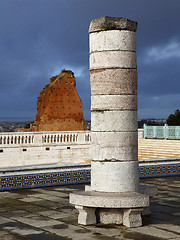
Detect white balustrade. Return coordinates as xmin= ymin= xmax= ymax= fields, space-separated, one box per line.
xmin=0 ymin=134 xmax=34 ymax=145
xmin=42 ymin=133 xmax=78 ymax=144
xmin=0 ymin=131 xmax=91 ymax=147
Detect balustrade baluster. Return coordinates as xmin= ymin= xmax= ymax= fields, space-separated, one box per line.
xmin=0 ymin=131 xmax=91 ymax=148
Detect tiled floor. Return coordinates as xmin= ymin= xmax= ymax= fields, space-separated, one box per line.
xmin=0 ymin=176 xmax=179 ymax=239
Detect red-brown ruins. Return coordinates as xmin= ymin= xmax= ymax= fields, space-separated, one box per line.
xmin=20 ymin=70 xmax=87 ymax=132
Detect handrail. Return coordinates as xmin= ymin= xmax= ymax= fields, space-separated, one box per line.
xmin=144 ymin=124 xmax=180 ymax=140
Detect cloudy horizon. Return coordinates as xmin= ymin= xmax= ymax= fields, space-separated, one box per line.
xmin=0 ymin=0 xmax=180 ymax=121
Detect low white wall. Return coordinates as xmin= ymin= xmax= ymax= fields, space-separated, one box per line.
xmin=0 ymin=129 xmax=143 ymax=169
xmin=0 ymin=131 xmax=91 ymax=168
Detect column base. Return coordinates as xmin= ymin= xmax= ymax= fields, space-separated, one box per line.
xmin=85 ymin=184 xmax=158 ymax=216
xmin=123 ymin=208 xmax=143 ymax=227
xmin=70 ymin=190 xmax=149 ymax=228
xmin=75 ymin=206 xmax=96 ymax=225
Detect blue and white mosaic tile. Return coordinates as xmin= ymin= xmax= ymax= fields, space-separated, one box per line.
xmin=139 ymin=163 xmax=180 ymax=178
xmin=0 ymin=162 xmax=179 ymax=191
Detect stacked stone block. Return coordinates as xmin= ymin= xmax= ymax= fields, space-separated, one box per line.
xmin=90 ymin=16 xmax=139 ymax=193
xmin=70 ymin=16 xmax=149 ymax=228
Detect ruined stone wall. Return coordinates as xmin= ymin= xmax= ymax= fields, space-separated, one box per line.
xmin=19 ymin=70 xmax=87 ymax=132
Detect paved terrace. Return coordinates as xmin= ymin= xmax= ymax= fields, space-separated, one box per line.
xmin=138 ymin=139 xmax=180 ymax=160
xmin=0 ymin=176 xmax=179 ymax=240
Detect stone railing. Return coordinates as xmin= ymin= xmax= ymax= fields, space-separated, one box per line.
xmin=0 ymin=129 xmax=146 ymax=146
xmin=0 ymin=131 xmax=91 ymax=147
xmin=0 ymin=133 xmax=35 ymax=145
xmin=0 ymin=130 xmax=145 ymax=145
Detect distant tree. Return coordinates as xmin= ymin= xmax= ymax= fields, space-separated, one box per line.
xmin=167 ymin=109 xmax=180 ymax=126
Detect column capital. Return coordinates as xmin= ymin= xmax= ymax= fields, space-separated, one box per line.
xmin=89 ymin=16 xmax=137 ymax=33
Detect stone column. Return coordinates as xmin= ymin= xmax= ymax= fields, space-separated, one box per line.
xmin=70 ymin=16 xmax=149 ymax=228
xmin=90 ymin=16 xmax=138 ymax=193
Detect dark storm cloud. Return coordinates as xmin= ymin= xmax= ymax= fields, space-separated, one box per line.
xmin=0 ymin=0 xmax=91 ymax=119
xmin=138 ymin=36 xmax=180 ymax=118
xmin=0 ymin=0 xmax=180 ymax=120
xmin=139 ymin=51 xmax=180 ymax=96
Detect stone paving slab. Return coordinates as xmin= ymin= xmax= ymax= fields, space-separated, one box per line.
xmin=0 ymin=216 xmax=15 ymax=225
xmin=0 ymin=177 xmax=179 ymax=239
xmin=38 ymin=210 xmax=67 ymax=219
xmin=131 ymin=225 xmax=179 ymax=239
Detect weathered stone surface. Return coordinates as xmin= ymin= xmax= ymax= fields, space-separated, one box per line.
xmin=96 ymin=208 xmax=123 ymax=224
xmin=91 ymin=111 xmax=137 ymax=132
xmin=75 ymin=206 xmax=96 ymax=225
xmin=91 ymin=95 xmax=137 ymax=111
xmin=90 ymin=30 xmax=136 ymax=53
xmin=70 ymin=191 xmax=148 ymax=227
xmin=70 ymin=191 xmax=149 ymax=208
xmin=123 ymin=208 xmax=143 ymax=227
xmin=91 ymin=161 xmax=140 ymax=192
xmin=91 ymin=131 xmax=138 ymax=161
xmin=89 ymin=16 xmax=137 ymax=33
xmin=19 ymin=70 xmax=87 ymax=132
xmin=91 ymin=144 xmax=138 ymax=161
xmin=90 ymin=68 xmax=137 ymax=95
xmin=91 ymin=131 xmax=137 ymax=148
xmin=86 ymin=184 xmax=158 ymax=197
xmin=90 ymin=51 xmax=137 ymax=70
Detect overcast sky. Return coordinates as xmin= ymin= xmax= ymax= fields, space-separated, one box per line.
xmin=0 ymin=0 xmax=180 ymax=121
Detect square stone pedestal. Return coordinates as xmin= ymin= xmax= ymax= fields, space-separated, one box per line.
xmin=69 ymin=190 xmax=149 ymax=228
